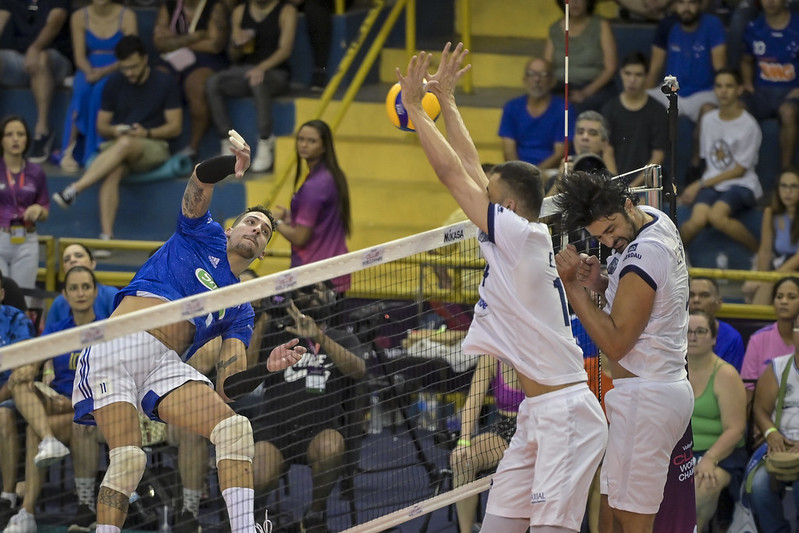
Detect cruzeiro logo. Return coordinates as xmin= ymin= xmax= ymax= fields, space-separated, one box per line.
xmin=195 ymin=268 xmax=226 ymax=319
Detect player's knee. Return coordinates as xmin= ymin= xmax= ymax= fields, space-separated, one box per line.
xmin=210 ymin=414 xmax=254 ymax=465
xmin=101 ymin=445 xmax=146 ymax=497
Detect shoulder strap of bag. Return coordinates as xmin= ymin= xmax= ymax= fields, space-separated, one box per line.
xmin=775 ymin=356 xmax=793 ymax=429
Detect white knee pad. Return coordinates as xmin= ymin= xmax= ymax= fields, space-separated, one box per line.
xmin=101 ymin=445 xmax=147 ymax=497
xmin=210 ymin=415 xmax=254 ymax=464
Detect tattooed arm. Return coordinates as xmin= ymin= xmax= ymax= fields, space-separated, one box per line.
xmin=182 ymin=137 xmax=250 ymax=218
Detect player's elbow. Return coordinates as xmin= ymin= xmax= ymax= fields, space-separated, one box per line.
xmin=600 ymin=338 xmax=638 ymax=362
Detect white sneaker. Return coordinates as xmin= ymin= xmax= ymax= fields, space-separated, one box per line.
xmin=34 ymin=437 xmax=70 ymax=468
xmin=92 ymin=233 xmax=112 ymax=260
xmin=250 ymin=136 xmax=275 ymax=173
xmin=3 ymin=509 xmax=36 ymax=533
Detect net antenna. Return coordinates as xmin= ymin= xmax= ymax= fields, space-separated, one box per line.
xmin=563 ymin=0 xmax=571 ymax=174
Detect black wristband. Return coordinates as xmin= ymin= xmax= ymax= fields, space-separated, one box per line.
xmin=196 ymin=155 xmax=236 ymax=184
xmin=223 ymin=362 xmax=270 ymax=400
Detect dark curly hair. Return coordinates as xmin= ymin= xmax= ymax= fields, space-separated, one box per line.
xmin=491 ymin=161 xmax=545 ymax=219
xmin=553 ymin=171 xmax=638 ymax=232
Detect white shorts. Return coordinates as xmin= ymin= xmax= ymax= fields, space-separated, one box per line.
xmin=486 ymin=383 xmax=608 ymax=531
xmin=73 ymin=331 xmax=212 ymax=424
xmin=647 ymin=87 xmax=718 ymax=122
xmin=600 ymin=377 xmax=693 ymax=515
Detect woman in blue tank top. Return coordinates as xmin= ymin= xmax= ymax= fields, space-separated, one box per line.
xmin=60 ymin=0 xmax=137 ymax=171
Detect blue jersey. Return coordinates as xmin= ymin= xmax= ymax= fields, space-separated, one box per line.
xmin=498 ymin=95 xmax=573 ymax=166
xmin=744 ymin=12 xmax=799 ymax=88
xmin=115 ymin=210 xmax=254 ymax=361
xmin=44 ymin=283 xmax=117 ymax=330
xmin=654 ymin=14 xmax=726 ymax=97
xmin=0 ymin=305 xmax=35 ymax=387
xmin=43 ymin=315 xmax=87 ymax=396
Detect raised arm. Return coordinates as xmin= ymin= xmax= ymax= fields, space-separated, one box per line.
xmin=398 ymin=52 xmax=490 ymax=233
xmin=182 ymin=132 xmax=250 ymax=218
xmin=427 ymin=42 xmax=486 ymax=189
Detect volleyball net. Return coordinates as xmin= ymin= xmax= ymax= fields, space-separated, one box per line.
xmin=0 ymin=165 xmax=662 ymax=532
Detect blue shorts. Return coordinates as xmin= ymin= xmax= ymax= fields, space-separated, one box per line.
xmin=694 ymin=185 xmax=756 ymax=215
xmin=744 ymin=85 xmax=799 ymax=121
xmin=0 ymin=49 xmax=72 ymax=87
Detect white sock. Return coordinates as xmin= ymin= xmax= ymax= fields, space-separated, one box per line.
xmin=183 ymin=487 xmax=201 ymax=517
xmin=95 ymin=526 xmax=121 ymax=533
xmin=0 ymin=492 xmax=17 ymax=507
xmin=75 ymin=477 xmax=95 ymax=508
xmin=222 ymin=487 xmax=254 ymax=532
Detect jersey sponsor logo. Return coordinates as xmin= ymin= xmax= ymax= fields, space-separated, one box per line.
xmin=758 ymin=60 xmax=796 ymax=82
xmin=607 ymin=256 xmax=619 ymax=275
xmin=624 ymin=251 xmax=642 ymax=261
xmin=477 ymin=231 xmax=489 ymax=242
xmin=627 ymin=244 xmax=638 ymax=252
xmin=477 ymin=297 xmax=488 ymax=309
xmin=531 ymin=491 xmax=546 ymax=504
xmin=208 ymin=255 xmax=220 ymax=268
xmin=195 ymin=268 xmax=219 ymax=290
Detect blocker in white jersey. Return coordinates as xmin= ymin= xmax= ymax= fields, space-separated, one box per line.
xmin=398 ymin=43 xmax=607 ymax=532
xmin=555 ymin=172 xmax=693 ymax=531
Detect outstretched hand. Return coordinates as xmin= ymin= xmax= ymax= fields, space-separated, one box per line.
xmin=396 ymin=51 xmax=436 ymax=116
xmin=266 ymin=338 xmax=307 ymax=372
xmin=427 ymin=42 xmax=471 ymax=99
xmin=227 ymin=130 xmax=251 ymax=178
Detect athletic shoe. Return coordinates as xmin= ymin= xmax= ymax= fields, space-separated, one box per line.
xmin=92 ymin=234 xmax=112 ymax=260
xmin=250 ymin=136 xmax=275 ymax=173
xmin=0 ymin=500 xmax=16 ymax=529
xmin=33 ymin=437 xmax=70 ymax=468
xmin=3 ymin=509 xmax=36 ymax=533
xmin=53 ymin=188 xmax=77 ymax=208
xmin=310 ymin=68 xmax=327 ymax=92
xmin=173 ymin=510 xmax=201 ymax=533
xmin=28 ymin=133 xmax=53 ymax=164
xmin=67 ymin=504 xmax=96 ymax=533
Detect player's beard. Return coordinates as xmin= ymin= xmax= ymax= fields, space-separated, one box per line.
xmin=233 ymin=236 xmax=261 ymax=261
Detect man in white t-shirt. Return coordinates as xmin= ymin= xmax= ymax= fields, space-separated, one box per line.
xmin=554 ymin=173 xmax=693 ymax=532
xmin=397 ymin=43 xmax=608 ymax=533
xmin=679 ymin=68 xmax=763 ymax=254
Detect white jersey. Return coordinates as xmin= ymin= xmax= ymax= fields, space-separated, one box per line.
xmin=463 ymin=203 xmax=588 ymax=386
xmin=699 ymin=108 xmax=762 ymax=198
xmin=604 ymin=206 xmax=689 ymax=381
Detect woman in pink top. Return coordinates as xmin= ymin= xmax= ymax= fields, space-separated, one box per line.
xmin=741 ymin=276 xmax=799 ymax=403
xmin=450 ymin=354 xmax=523 ymax=533
xmin=273 ymin=119 xmax=351 ymax=291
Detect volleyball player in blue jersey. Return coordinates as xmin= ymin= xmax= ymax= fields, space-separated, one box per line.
xmin=71 ymin=133 xmax=307 ymax=533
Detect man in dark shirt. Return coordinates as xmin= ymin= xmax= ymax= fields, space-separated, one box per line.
xmin=250 ymin=282 xmax=366 ymax=533
xmin=0 ymin=0 xmax=72 ymax=162
xmin=601 ymin=52 xmax=668 ymax=187
xmin=51 ymin=35 xmax=182 ymax=245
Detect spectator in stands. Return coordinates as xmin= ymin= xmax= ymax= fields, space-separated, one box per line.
xmin=647 ymin=0 xmax=725 ymax=175
xmin=742 ymin=0 xmax=799 ymax=171
xmin=544 ymin=0 xmax=617 ymax=112
xmin=249 ymin=282 xmax=366 ymax=533
xmin=44 ymin=243 xmax=116 ymax=329
xmin=741 ymin=276 xmax=799 ymax=401
xmin=686 ymin=309 xmax=747 ymax=533
xmin=601 ymin=52 xmax=668 ymax=187
xmin=743 ymin=168 xmax=799 ymax=305
xmin=0 ymin=270 xmax=36 ymax=529
xmin=572 ymin=110 xmax=617 ymax=174
xmin=273 ymin=120 xmax=351 ymax=292
xmin=0 ymin=0 xmax=72 ymax=163
xmin=287 ymin=0 xmax=353 ymax=91
xmin=689 ymin=276 xmax=746 ymax=372
xmin=51 ymin=35 xmax=182 ymax=248
xmin=450 ymin=354 xmax=523 ymax=533
xmin=0 ymin=115 xmax=49 ymax=295
xmin=59 ymin=0 xmax=138 ymax=172
xmin=206 ymin=0 xmax=297 ymax=173
xmin=614 ymin=0 xmax=670 ymax=20
xmin=154 ymin=0 xmax=229 ymax=160
xmin=749 ymin=318 xmax=799 ymax=533
xmin=499 ymin=57 xmax=572 ymax=171
xmin=3 ymin=266 xmax=102 ymax=533
xmin=679 ymin=68 xmax=762 ymax=255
